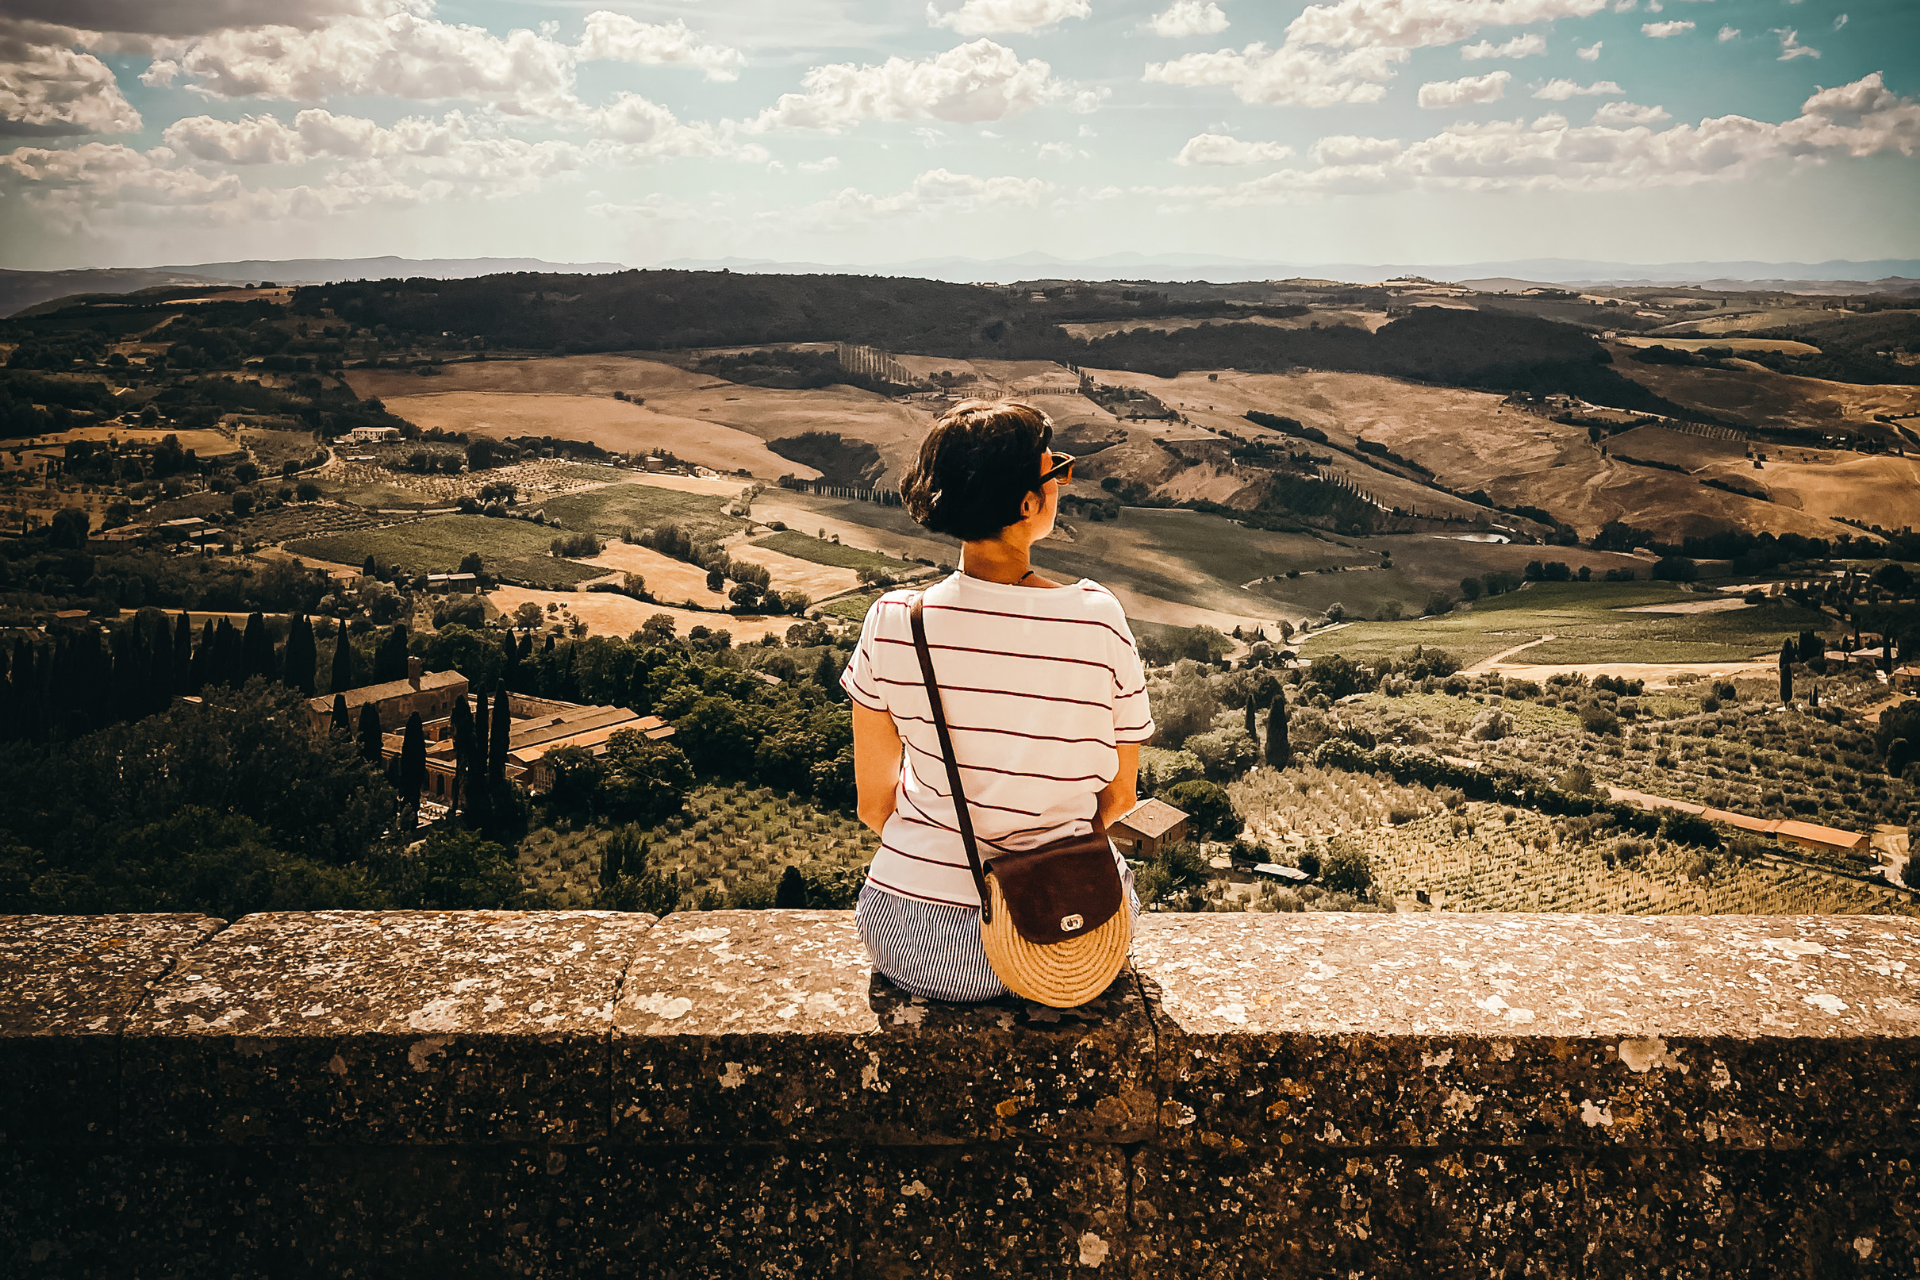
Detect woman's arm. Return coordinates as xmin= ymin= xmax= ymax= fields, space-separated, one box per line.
xmin=1094 ymin=743 xmax=1140 ymax=832
xmin=852 ymin=702 xmax=904 ymax=835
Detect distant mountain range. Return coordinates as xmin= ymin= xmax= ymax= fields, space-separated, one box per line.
xmin=0 ymin=256 xmax=626 ymax=318
xmin=660 ymin=254 xmax=1920 ymax=291
xmin=3 ymin=252 xmax=1915 ymax=317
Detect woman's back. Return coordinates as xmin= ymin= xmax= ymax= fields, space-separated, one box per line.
xmin=842 ymin=571 xmax=1154 ymax=909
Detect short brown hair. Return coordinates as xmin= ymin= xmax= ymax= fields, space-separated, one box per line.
xmin=901 ymin=399 xmax=1054 ymax=542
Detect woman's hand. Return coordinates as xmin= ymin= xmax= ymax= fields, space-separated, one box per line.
xmin=852 ymin=702 xmax=904 ymax=835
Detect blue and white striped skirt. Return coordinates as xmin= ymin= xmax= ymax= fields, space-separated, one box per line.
xmin=855 ymin=870 xmax=1140 ymax=1004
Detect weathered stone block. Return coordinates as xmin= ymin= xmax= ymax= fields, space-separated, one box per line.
xmin=1135 ymin=913 xmax=1920 ymax=1153
xmin=856 ymin=1143 xmax=1129 ymax=1279
xmin=613 ymin=911 xmax=1155 ymax=1146
xmin=0 ymin=914 xmax=224 ymax=1146
xmin=119 ymin=911 xmax=657 ymax=1145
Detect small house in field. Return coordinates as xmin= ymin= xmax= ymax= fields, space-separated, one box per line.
xmin=1893 ymin=664 xmax=1920 ymax=693
xmin=426 ymin=572 xmax=478 ymax=594
xmin=1109 ymin=798 xmax=1189 ymax=860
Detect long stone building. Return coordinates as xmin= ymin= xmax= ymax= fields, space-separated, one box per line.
xmin=306 ymin=664 xmax=672 ymax=800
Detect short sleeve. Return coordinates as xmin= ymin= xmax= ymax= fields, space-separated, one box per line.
xmin=839 ymin=595 xmax=892 ymax=714
xmin=1110 ymin=615 xmax=1155 ymax=745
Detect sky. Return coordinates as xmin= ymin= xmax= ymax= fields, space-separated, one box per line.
xmin=1 ymin=0 xmax=1916 ymax=271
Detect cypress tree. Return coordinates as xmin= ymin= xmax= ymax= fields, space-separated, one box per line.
xmin=1265 ymin=688 xmax=1291 ymax=768
xmin=111 ymin=623 xmax=152 ymax=726
xmin=331 ymin=692 xmax=350 ymax=735
xmin=1779 ymin=639 xmax=1794 ymax=704
xmin=285 ymin=613 xmax=317 ymax=695
xmin=448 ymin=696 xmax=476 ymax=815
xmin=212 ymin=618 xmax=243 ymax=687
xmin=775 ymin=865 xmax=808 ymax=908
xmin=814 ymin=650 xmax=842 ymax=699
xmin=358 ymin=703 xmax=385 ymax=763
xmin=242 ymin=611 xmax=274 ymax=681
xmin=146 ymin=623 xmax=173 ymax=714
xmin=373 ymin=625 xmax=409 ymax=684
xmin=1243 ymin=696 xmax=1257 ymax=742
xmin=172 ymin=612 xmax=193 ymax=690
xmin=330 ymin=631 xmax=354 ymax=695
xmin=519 ymin=631 xmax=533 ymax=661
xmin=190 ymin=619 xmax=215 ymax=692
xmin=489 ymin=686 xmax=511 ymax=784
xmin=472 ymin=691 xmax=489 ymax=765
xmin=399 ymin=711 xmax=427 ymax=811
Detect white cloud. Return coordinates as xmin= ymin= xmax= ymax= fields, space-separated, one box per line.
xmin=1533 ymin=77 xmax=1623 ymax=98
xmin=0 ymin=40 xmax=142 ymax=133
xmin=1121 ymin=72 xmax=1920 ymax=208
xmin=1 ymin=0 xmax=379 ymax=40
xmin=1144 ymin=0 xmax=1609 ymax=109
xmin=1576 ymin=40 xmax=1602 ymax=59
xmin=1035 ymin=140 xmax=1079 ymax=160
xmin=1145 ymin=41 xmax=1407 ymax=107
xmin=1173 ymin=132 xmax=1294 ymax=164
xmin=798 ymin=155 xmax=840 ymax=172
xmin=575 ymin=13 xmax=744 ymax=82
xmin=1312 ymin=133 xmax=1401 ymax=164
xmin=1149 ymin=1 xmax=1230 ymax=37
xmin=158 ymin=10 xmax=585 ymax=116
xmin=1593 ymin=100 xmax=1669 ymax=125
xmin=1419 ymin=70 xmax=1510 ymax=108
xmin=745 ymin=40 xmax=1067 ymax=132
xmin=1641 ymin=20 xmax=1694 ymax=36
xmin=1461 ymin=33 xmax=1547 ymax=59
xmin=1833 ymin=14 xmax=1847 ymax=29
xmin=139 ymin=58 xmax=178 ymax=86
xmin=1775 ymin=29 xmax=1819 ymax=60
xmin=1716 ymin=25 xmax=1738 ymax=41
xmin=787 ymin=167 xmax=1049 ymax=226
xmin=926 ymin=0 xmax=1089 ymax=37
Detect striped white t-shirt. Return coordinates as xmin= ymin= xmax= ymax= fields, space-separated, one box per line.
xmin=841 ymin=572 xmax=1155 ymax=909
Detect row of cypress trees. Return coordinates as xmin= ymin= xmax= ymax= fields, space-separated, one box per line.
xmin=0 ymin=610 xmax=439 ymax=744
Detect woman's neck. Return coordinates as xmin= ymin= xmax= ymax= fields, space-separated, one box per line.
xmin=958 ymin=538 xmax=1032 ymax=585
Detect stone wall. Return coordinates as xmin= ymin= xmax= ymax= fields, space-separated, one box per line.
xmin=3 ymin=909 xmax=1917 ymax=1277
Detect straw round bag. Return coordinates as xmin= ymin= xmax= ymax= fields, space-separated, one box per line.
xmin=909 ymin=595 xmax=1132 ymax=1008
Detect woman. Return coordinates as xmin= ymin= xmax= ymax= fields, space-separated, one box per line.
xmin=841 ymin=399 xmax=1154 ymax=1002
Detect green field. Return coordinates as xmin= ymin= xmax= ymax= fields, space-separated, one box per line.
xmin=541 ymin=482 xmax=735 ymax=536
xmin=493 ymin=556 xmax=609 ymax=589
xmin=286 ymin=514 xmax=560 ymax=573
xmin=1349 ymin=689 xmax=1582 ymax=735
xmin=752 ymin=530 xmax=919 ymax=574
xmin=1295 ymin=582 xmax=1829 ymax=667
xmin=822 ymin=591 xmax=882 ymax=623
xmin=307 ymin=476 xmax=443 ymax=510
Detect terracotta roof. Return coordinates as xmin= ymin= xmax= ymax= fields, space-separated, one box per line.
xmin=306 ymin=669 xmax=467 ymax=715
xmin=1113 ymin=797 xmax=1189 ymax=841
xmin=1771 ymin=819 xmax=1865 ymax=851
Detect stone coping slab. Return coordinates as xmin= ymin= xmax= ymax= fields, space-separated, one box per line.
xmin=0 ymin=914 xmax=225 ymax=1145
xmin=118 ymin=910 xmax=659 ymax=1145
xmin=1134 ymin=913 xmax=1920 ymax=1154
xmin=612 ymin=910 xmax=1157 ymax=1145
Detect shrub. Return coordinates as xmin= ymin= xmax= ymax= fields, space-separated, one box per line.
xmin=1138 ymin=747 xmax=1206 ymax=795
xmin=1662 ymin=811 xmax=1722 ymax=849
xmin=1184 ymin=727 xmax=1260 ymax=780
xmin=1579 ymin=702 xmax=1620 ymax=736
xmin=1294 ymin=848 xmax=1321 ymax=880
xmin=1320 ymin=838 xmax=1374 ymax=896
xmin=1164 ymin=780 xmax=1243 ymax=841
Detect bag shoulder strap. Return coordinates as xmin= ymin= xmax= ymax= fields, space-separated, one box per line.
xmin=908 ymin=593 xmax=994 ymax=920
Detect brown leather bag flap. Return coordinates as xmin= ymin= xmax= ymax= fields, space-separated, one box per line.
xmin=984 ymin=833 xmax=1123 ymax=946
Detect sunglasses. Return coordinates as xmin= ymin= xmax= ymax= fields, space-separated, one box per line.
xmin=1038 ymin=450 xmax=1075 ymax=485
